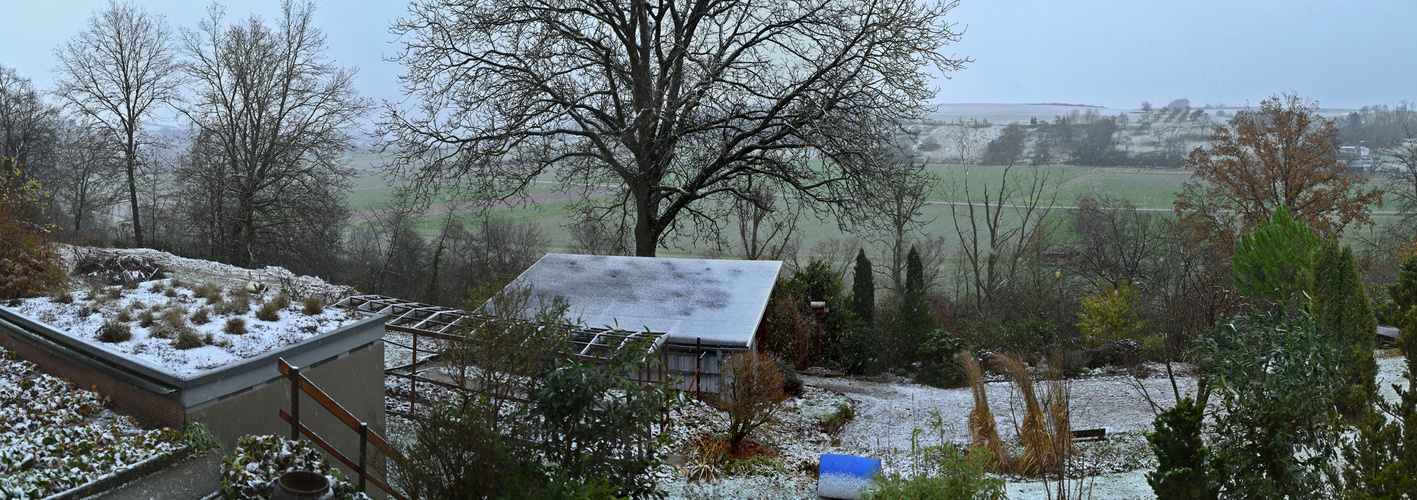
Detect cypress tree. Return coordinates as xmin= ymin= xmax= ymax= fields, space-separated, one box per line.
xmin=1338 ymin=258 xmax=1417 ymax=496
xmin=1313 ymin=239 xmax=1377 ymax=418
xmin=895 ymin=246 xmax=933 ymax=364
xmin=423 ymin=244 xmax=444 ymax=305
xmin=850 ymin=249 xmax=875 ymax=323
xmin=906 ymin=246 xmax=924 ymax=296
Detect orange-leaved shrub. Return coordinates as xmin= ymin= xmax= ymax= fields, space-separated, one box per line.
xmin=0 ymin=157 xmax=65 ymax=300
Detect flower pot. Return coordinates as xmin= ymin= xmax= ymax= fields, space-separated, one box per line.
xmin=272 ymin=470 xmax=333 ymax=500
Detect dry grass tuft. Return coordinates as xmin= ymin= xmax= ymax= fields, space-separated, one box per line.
xmin=960 ymin=350 xmax=1007 ymax=470
xmin=997 ymin=353 xmax=1057 ymax=477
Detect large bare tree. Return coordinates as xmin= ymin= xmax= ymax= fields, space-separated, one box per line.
xmin=178 ymin=0 xmax=371 ymax=269
xmin=948 ymin=163 xmax=1060 ymax=314
xmin=53 ymin=0 xmax=181 ymax=247
xmin=0 ymin=65 xmax=61 ymax=169
xmin=382 ymin=0 xmax=968 ymax=256
xmin=49 ymin=120 xmax=124 ymax=238
xmin=863 ymin=161 xmax=939 ymax=294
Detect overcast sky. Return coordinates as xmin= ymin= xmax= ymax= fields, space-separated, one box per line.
xmin=2 ymin=0 xmax=1413 ymax=114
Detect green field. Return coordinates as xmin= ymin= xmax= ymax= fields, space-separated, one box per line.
xmin=344 ymin=156 xmax=1407 ymax=260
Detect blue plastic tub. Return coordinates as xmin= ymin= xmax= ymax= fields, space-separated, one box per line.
xmin=817 ymin=454 xmax=881 ymax=499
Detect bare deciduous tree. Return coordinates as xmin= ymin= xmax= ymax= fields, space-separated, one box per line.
xmin=862 ymin=161 xmax=939 ymax=294
xmin=948 ymin=163 xmax=1060 ymax=314
xmin=53 ymin=0 xmax=181 ymax=247
xmin=49 ymin=120 xmax=124 ymax=238
xmin=381 ymin=0 xmax=968 ymax=256
xmin=178 ymin=0 xmax=371 ymax=268
xmin=0 ymin=66 xmax=61 ymax=169
xmin=947 ymin=118 xmax=984 ymax=165
xmin=719 ymin=178 xmax=803 ymax=261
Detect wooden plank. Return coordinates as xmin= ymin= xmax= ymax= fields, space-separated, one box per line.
xmin=1071 ymin=428 xmax=1107 ymax=441
xmin=298 ymin=376 xmax=363 ymax=432
xmin=295 ymin=380 xmax=404 ymax=462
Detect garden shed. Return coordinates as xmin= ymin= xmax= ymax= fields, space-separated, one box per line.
xmin=499 ymin=253 xmax=783 ymax=392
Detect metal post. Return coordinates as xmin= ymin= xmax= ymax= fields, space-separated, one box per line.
xmin=289 ymin=365 xmax=300 ymax=440
xmin=695 ymin=337 xmax=702 ymax=399
xmin=358 ymin=421 xmax=369 ymax=492
xmin=410 ymin=331 xmax=417 ymax=416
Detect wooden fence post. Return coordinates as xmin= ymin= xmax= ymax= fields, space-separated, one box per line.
xmin=289 ymin=365 xmax=301 ymax=440
xmin=358 ymin=421 xmax=369 ymax=492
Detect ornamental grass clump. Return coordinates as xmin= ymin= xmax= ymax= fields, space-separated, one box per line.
xmin=50 ymin=288 xmax=74 ymax=304
xmin=302 ymin=297 xmax=323 ymax=316
xmin=173 ymin=328 xmax=205 ymax=350
xmin=191 ymin=307 xmax=211 ymax=325
xmin=97 ymin=320 xmax=132 ymax=343
xmin=959 ymin=351 xmax=1006 ymax=470
xmin=997 ymin=353 xmax=1057 ymax=476
xmin=255 ymin=300 xmax=280 ymax=322
xmin=218 ymin=292 xmax=250 ymax=316
xmin=224 ymin=317 xmax=247 ymax=335
xmin=137 ymin=309 xmax=155 ymax=328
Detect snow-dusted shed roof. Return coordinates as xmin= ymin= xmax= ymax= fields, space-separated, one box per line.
xmin=503 ymin=254 xmax=783 ymax=348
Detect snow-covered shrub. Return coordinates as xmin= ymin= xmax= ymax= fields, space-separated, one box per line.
xmin=1198 ymin=311 xmax=1340 ymax=497
xmin=916 ymin=329 xmax=964 ymax=388
xmin=219 ymin=434 xmax=369 ymax=500
xmin=1146 ymin=396 xmax=1217 ymax=499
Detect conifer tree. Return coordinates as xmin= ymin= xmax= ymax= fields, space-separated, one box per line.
xmin=1232 ymin=205 xmax=1318 ymax=310
xmin=895 ymin=246 xmax=933 ymax=364
xmin=850 ymin=249 xmax=875 ymax=323
xmin=1313 ymin=239 xmax=1377 ymax=418
xmin=1339 ymin=258 xmax=1417 ymax=496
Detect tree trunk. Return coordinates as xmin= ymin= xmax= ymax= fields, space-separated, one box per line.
xmin=634 ymin=209 xmax=658 ymax=257
xmin=125 ymin=145 xmax=143 ymax=247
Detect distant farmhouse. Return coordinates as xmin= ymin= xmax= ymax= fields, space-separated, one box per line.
xmin=1341 ymin=145 xmax=1377 ymax=172
xmin=499 ymin=253 xmax=783 ymax=392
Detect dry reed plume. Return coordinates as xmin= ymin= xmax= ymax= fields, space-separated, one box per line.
xmin=959 ymin=350 xmax=1007 ymax=470
xmin=997 ymin=353 xmax=1060 ymax=477
xmin=1046 ymin=353 xmax=1073 ymax=468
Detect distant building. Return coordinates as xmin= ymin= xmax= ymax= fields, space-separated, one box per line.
xmin=1341 ymin=145 xmax=1376 ymax=172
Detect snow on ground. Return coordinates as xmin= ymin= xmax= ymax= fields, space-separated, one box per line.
xmin=57 ymin=246 xmax=355 ymax=302
xmin=0 ymin=346 xmax=181 ymax=498
xmin=3 ymin=247 xmax=362 ymax=378
xmin=807 ymin=366 xmax=1199 ymax=464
